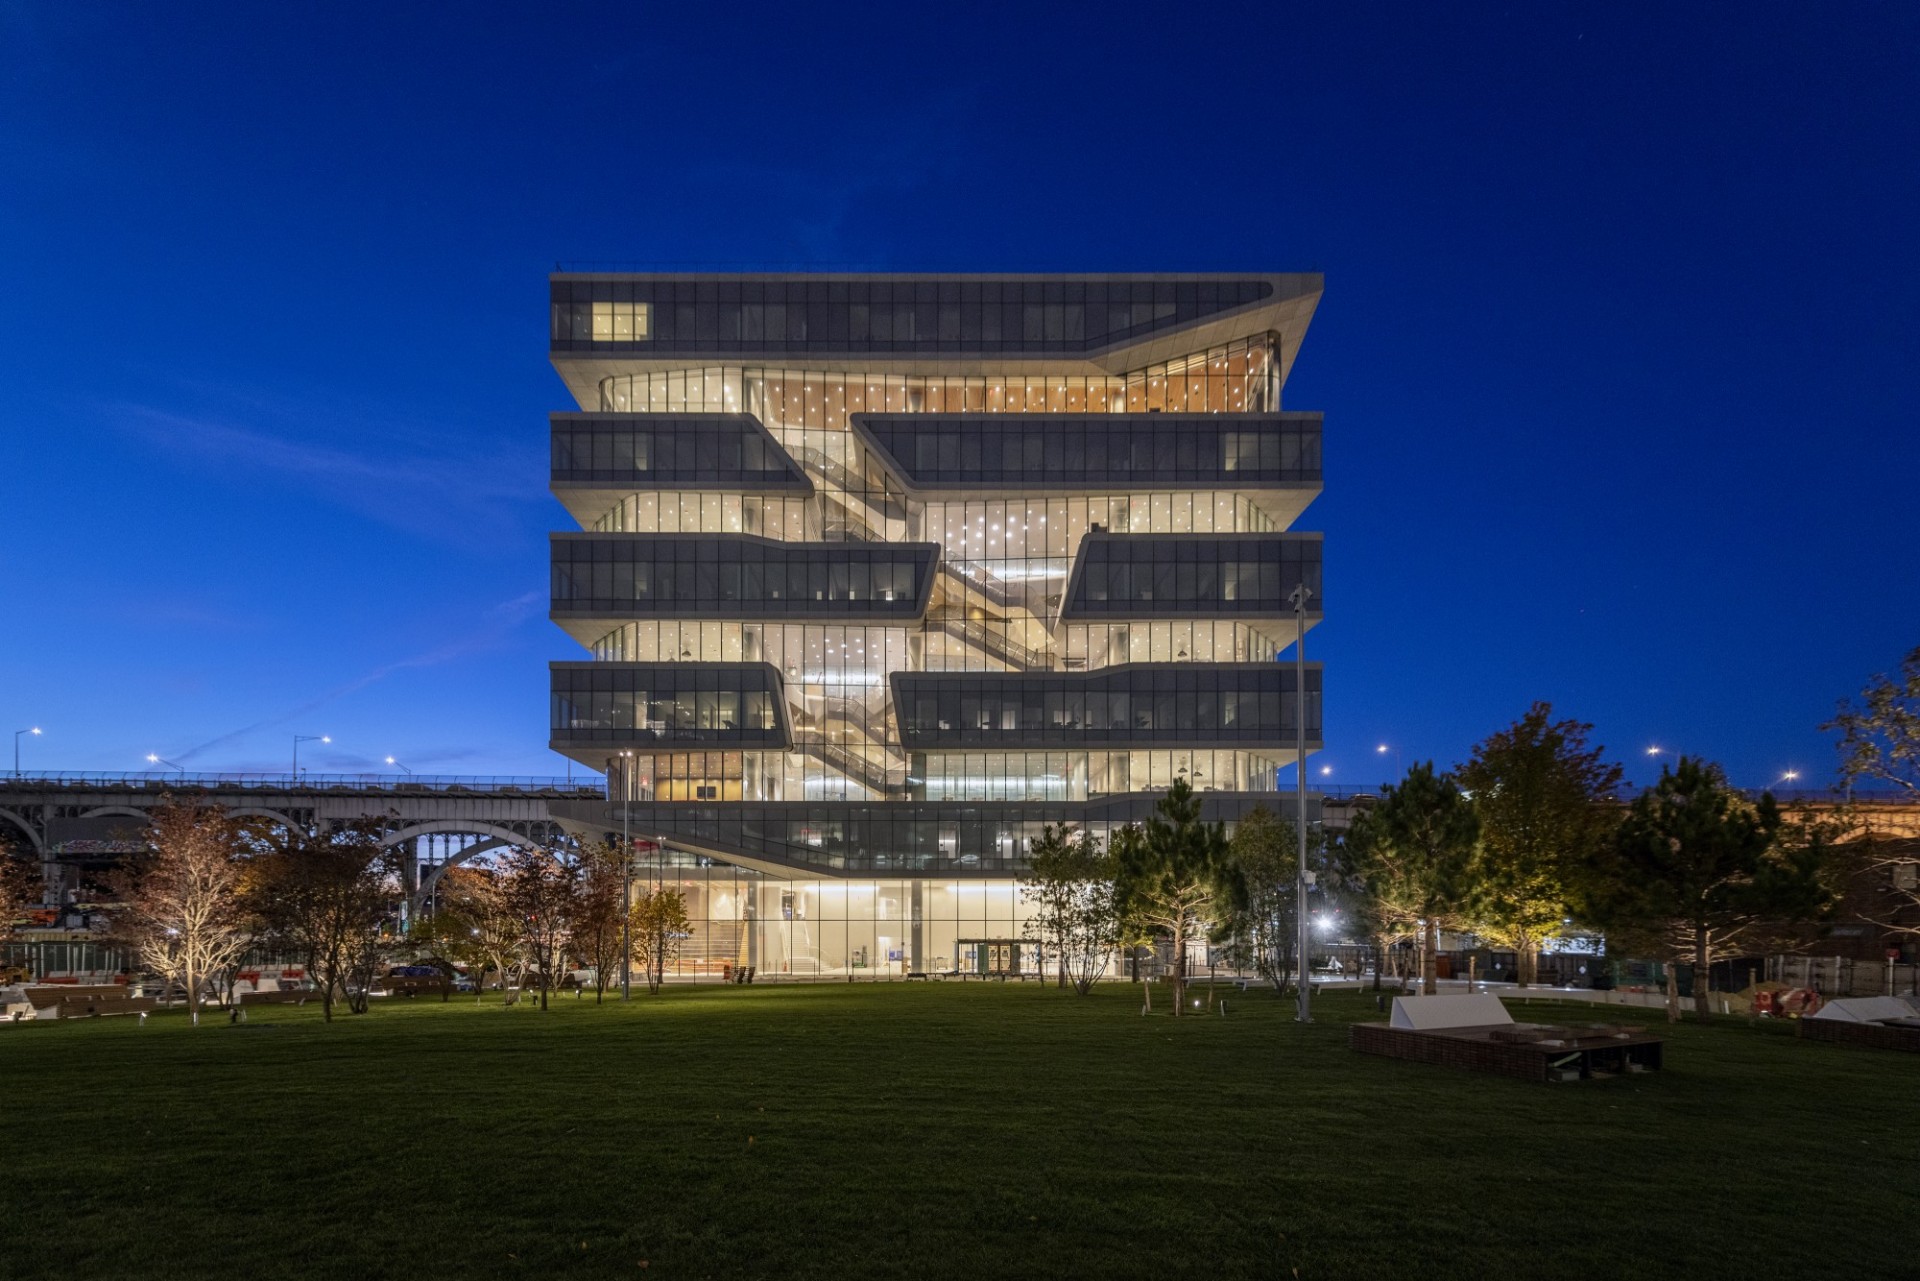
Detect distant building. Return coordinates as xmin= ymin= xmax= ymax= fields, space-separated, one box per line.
xmin=543 ymin=273 xmax=1326 ymax=978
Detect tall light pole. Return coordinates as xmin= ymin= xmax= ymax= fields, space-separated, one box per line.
xmin=146 ymin=753 xmax=186 ymax=778
xmin=385 ymin=756 xmax=414 ymax=777
xmin=293 ymin=734 xmax=330 ymax=778
xmin=1290 ymin=581 xmax=1314 ymax=1024
xmin=13 ymin=726 xmax=41 ymax=777
xmin=619 ymin=751 xmax=633 ymax=1001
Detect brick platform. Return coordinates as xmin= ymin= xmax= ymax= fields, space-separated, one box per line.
xmin=1800 ymin=1018 xmax=1920 ymax=1054
xmin=1351 ymin=1021 xmax=1664 ymax=1082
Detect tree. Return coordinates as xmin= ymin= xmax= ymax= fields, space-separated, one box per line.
xmin=1021 ymin=824 xmax=1083 ymax=988
xmin=1346 ymin=763 xmax=1480 ymax=995
xmin=1580 ymin=758 xmax=1832 ymax=1023
xmin=1824 ymin=646 xmax=1920 ymax=938
xmin=1825 ymin=644 xmax=1920 ymax=798
xmin=504 ymin=845 xmax=579 ymax=1010
xmin=110 ymin=802 xmax=253 ymax=1026
xmin=255 ymin=821 xmax=400 ymax=1021
xmin=1458 ymin=703 xmax=1624 ymax=986
xmin=572 ymin=842 xmax=630 ymax=1002
xmin=630 ymin=885 xmax=692 ymax=995
xmin=0 ymin=837 xmax=38 ymax=945
xmin=1111 ymin=779 xmax=1241 ymax=1017
xmin=433 ymin=864 xmax=524 ymax=999
xmin=1020 ymin=825 xmax=1120 ymax=995
xmin=1226 ymin=806 xmax=1327 ymax=995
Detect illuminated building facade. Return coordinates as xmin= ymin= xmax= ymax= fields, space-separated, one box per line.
xmin=544 ymin=273 xmax=1325 ymax=977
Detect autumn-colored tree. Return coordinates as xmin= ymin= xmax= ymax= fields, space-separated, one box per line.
xmin=503 ymin=845 xmax=579 ymax=1010
xmin=630 ymin=885 xmax=692 ymax=995
xmin=432 ymin=864 xmax=524 ymax=999
xmin=1111 ymin=780 xmax=1242 ymax=1016
xmin=254 ymin=820 xmax=400 ymax=1021
xmin=0 ymin=837 xmax=38 ymax=943
xmin=1458 ymin=703 xmax=1623 ymax=986
xmin=572 ymin=842 xmax=630 ymax=1002
xmin=1578 ymin=759 xmax=1832 ymax=1022
xmin=110 ymin=801 xmax=253 ymax=1025
xmin=1346 ymin=764 xmax=1480 ymax=995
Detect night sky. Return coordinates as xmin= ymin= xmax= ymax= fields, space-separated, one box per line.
xmin=3 ymin=4 xmax=1914 ymax=790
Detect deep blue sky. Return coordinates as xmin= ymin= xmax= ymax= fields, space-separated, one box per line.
xmin=3 ymin=4 xmax=1915 ymax=789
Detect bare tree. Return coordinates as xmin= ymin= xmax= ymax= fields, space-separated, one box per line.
xmin=504 ymin=845 xmax=579 ymax=1010
xmin=630 ymin=885 xmax=691 ymax=995
xmin=1825 ymin=646 xmax=1920 ymax=939
xmin=110 ymin=801 xmax=253 ymax=1026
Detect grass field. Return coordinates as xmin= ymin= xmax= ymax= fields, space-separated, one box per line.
xmin=2 ymin=982 xmax=1915 ymax=1280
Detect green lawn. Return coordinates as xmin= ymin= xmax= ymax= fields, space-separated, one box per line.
xmin=2 ymin=983 xmax=1915 ymax=1280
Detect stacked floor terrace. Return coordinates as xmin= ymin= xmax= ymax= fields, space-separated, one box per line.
xmin=543 ymin=273 xmax=1326 ymax=970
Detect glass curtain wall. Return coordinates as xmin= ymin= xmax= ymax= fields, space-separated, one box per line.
xmin=627 ymin=857 xmax=1036 ymax=981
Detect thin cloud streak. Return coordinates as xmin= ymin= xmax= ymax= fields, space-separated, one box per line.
xmin=112 ymin=403 xmax=544 ymax=543
xmin=173 ymin=591 xmax=545 ymax=763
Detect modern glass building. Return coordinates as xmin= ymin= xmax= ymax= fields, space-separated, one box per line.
xmin=544 ymin=273 xmax=1325 ymax=978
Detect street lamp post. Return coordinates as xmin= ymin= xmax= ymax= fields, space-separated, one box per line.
xmin=145 ymin=754 xmax=186 ymax=778
xmin=385 ymin=756 xmax=414 ymax=777
xmin=13 ymin=727 xmax=41 ymax=777
xmin=619 ymin=751 xmax=633 ymax=1001
xmin=293 ymin=734 xmax=330 ymax=779
xmin=1289 ymin=580 xmax=1314 ymax=1025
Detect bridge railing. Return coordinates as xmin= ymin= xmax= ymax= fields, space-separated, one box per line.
xmin=0 ymin=773 xmax=609 ymax=796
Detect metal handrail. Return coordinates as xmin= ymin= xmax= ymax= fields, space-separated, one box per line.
xmin=930 ymin=616 xmax=1052 ymax=671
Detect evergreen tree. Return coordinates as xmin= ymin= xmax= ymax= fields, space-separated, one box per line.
xmin=1580 ymin=758 xmax=1831 ymax=1022
xmin=1112 ymin=780 xmax=1241 ymax=1016
xmin=1347 ymin=764 xmax=1479 ymax=994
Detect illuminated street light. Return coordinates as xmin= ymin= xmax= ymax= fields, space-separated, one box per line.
xmin=293 ymin=734 xmax=331 ymax=778
xmin=1375 ymin=741 xmax=1402 ymax=780
xmin=13 ymin=726 xmax=41 ymax=777
xmin=385 ymin=756 xmax=414 ymax=777
xmin=146 ymin=753 xmax=187 ymax=778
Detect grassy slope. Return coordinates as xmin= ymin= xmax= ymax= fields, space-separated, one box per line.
xmin=1 ymin=984 xmax=1914 ymax=1281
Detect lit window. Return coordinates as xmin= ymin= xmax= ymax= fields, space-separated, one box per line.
xmin=591 ymin=301 xmax=652 ymax=342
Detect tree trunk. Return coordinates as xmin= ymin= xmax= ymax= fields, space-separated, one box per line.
xmin=1664 ymin=964 xmax=1680 ymax=1023
xmin=1515 ymin=940 xmax=1532 ymax=989
xmin=1693 ymin=933 xmax=1712 ymax=1023
xmin=1422 ymin=919 xmax=1438 ymax=995
xmin=186 ymin=956 xmax=200 ymax=1027
xmin=1371 ymin=939 xmax=1382 ymax=992
xmin=1170 ymin=920 xmax=1186 ymax=1016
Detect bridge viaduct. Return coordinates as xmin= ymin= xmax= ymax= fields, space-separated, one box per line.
xmin=0 ymin=774 xmax=604 ymax=913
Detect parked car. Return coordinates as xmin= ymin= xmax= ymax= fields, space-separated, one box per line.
xmin=384 ymin=964 xmax=452 ymax=997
